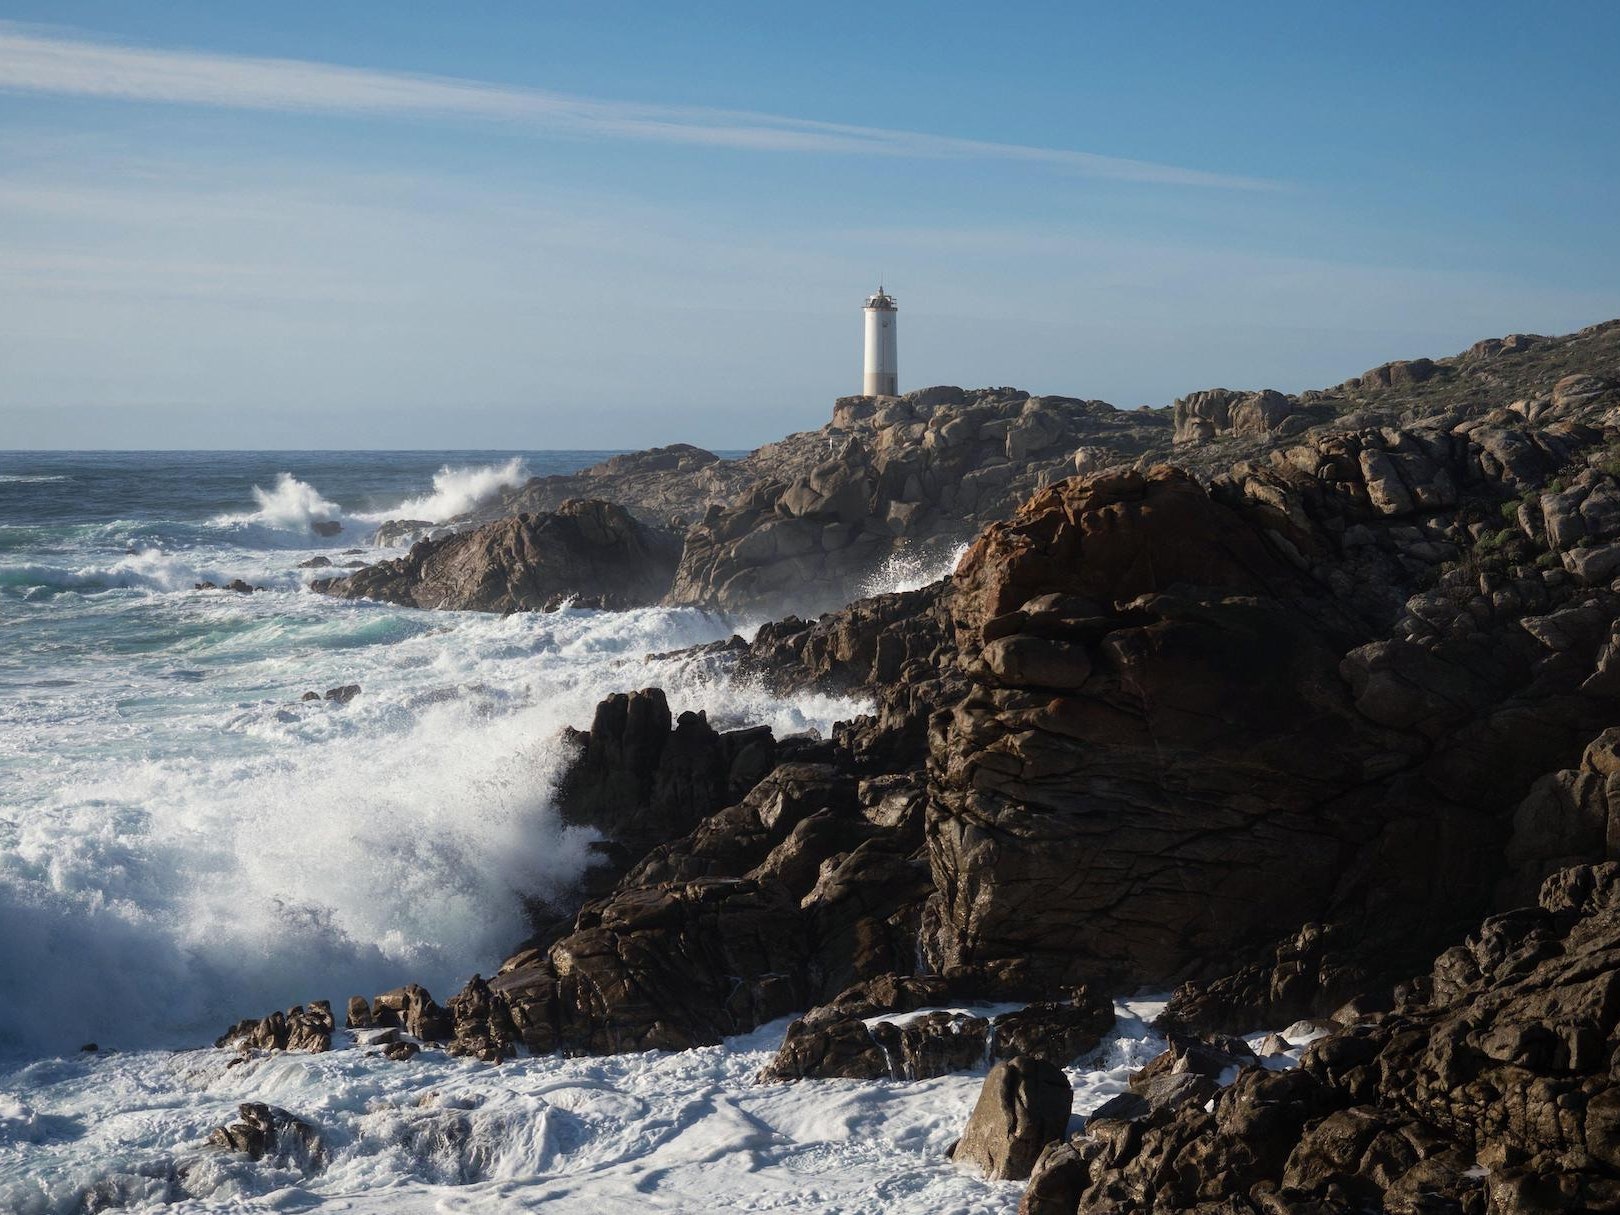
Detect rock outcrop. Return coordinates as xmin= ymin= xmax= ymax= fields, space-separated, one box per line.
xmin=215 ymin=1001 xmax=335 ymax=1054
xmin=310 ymin=499 xmax=680 ymax=612
xmin=1172 ymin=387 xmax=1303 ymax=444
xmin=1030 ymin=863 xmax=1620 ymax=1213
xmin=555 ymin=687 xmax=776 ymax=858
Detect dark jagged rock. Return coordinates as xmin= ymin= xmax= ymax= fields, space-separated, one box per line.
xmin=925 ymin=408 xmax=1620 ymax=1014
xmin=666 ymin=391 xmax=1170 ymax=615
xmin=215 ymin=1001 xmax=334 ymax=1054
xmin=760 ymin=976 xmax=1114 ymax=1083
xmin=323 ymin=684 xmax=360 ymax=705
xmin=311 ymin=499 xmax=680 ymax=613
xmin=555 ymin=687 xmax=776 ymax=856
xmin=444 ymin=974 xmax=518 ymax=1062
xmin=207 ymin=1102 xmax=325 ymax=1169
xmin=951 ymin=1055 xmax=1074 ymax=1182
xmin=370 ymin=984 xmax=452 ymax=1042
xmin=1042 ymin=863 xmax=1620 ymax=1213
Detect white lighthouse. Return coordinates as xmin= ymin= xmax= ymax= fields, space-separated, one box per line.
xmin=862 ymin=286 xmax=898 ymax=397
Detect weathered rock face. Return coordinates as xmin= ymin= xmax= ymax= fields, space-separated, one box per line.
xmin=486 ymin=748 xmax=938 ymax=1055
xmin=1500 ymin=726 xmax=1620 ymax=907
xmin=215 ymin=1001 xmax=335 ymax=1054
xmin=1172 ymin=388 xmax=1300 ymax=444
xmin=926 ymin=467 xmax=1409 ymax=992
xmin=484 ymin=444 xmax=747 ymax=530
xmin=951 ymin=1055 xmax=1074 ymax=1182
xmin=311 ymin=499 xmax=680 ymax=613
xmin=1037 ymin=863 xmax=1620 ymax=1214
xmin=927 ymin=406 xmax=1620 ymax=1013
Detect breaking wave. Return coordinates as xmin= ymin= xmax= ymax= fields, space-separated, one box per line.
xmin=362 ymin=457 xmax=531 ymax=525
xmin=216 ymin=472 xmax=346 ymax=534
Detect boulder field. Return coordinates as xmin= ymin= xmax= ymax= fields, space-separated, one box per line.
xmin=251 ymin=319 xmax=1620 ymax=1209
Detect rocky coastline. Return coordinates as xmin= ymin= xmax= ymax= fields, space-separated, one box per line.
xmin=242 ymin=318 xmax=1620 ymax=1212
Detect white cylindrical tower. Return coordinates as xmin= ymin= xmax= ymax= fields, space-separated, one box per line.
xmin=862 ymin=287 xmax=898 ymax=397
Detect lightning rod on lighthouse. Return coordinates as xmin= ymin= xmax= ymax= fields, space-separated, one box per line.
xmin=862 ymin=286 xmax=898 ymax=397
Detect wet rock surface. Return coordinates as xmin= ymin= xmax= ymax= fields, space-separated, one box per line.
xmin=759 ymin=977 xmax=1115 ymax=1083
xmin=206 ymin=1103 xmax=325 ymax=1169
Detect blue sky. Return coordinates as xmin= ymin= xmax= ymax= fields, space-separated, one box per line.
xmin=2 ymin=2 xmax=1617 ymax=449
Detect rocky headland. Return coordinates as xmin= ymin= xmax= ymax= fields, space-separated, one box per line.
xmin=255 ymin=318 xmax=1620 ymax=1212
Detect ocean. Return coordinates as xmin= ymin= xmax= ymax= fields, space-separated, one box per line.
xmin=0 ymin=450 xmax=1162 ymax=1213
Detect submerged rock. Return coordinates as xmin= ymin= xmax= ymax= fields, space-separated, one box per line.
xmin=207 ymin=1102 xmax=325 ymax=1169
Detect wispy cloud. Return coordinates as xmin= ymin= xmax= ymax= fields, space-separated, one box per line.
xmin=0 ymin=24 xmax=1275 ymax=190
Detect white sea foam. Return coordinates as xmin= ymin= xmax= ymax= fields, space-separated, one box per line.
xmin=0 ymin=997 xmax=1185 ymax=1215
xmin=365 ymin=457 xmax=531 ymax=525
xmin=0 ymin=474 xmax=71 ymax=484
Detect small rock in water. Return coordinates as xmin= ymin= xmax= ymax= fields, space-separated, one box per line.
xmin=301 ymin=691 xmax=321 ymax=701
xmin=323 ymin=684 xmax=361 ymax=705
xmin=224 ymin=579 xmax=254 ymax=594
xmin=193 ymin=581 xmax=217 ymax=590
xmin=207 ymin=1102 xmax=325 ymax=1168
xmin=79 ymin=1042 xmax=98 ymax=1053
xmin=310 ymin=520 xmax=342 ymax=537
xmin=297 ymin=555 xmax=333 ymax=569
xmin=382 ymin=1040 xmax=420 ymax=1062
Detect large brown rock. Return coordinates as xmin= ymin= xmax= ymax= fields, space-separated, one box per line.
xmin=951 ymin=1055 xmax=1074 ymax=1181
xmin=311 ymin=499 xmax=680 ymax=612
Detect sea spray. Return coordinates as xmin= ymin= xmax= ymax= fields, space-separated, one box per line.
xmin=220 ymin=472 xmax=347 ymax=534
xmin=0 ymin=592 xmax=866 ymax=1056
xmin=368 ymin=456 xmax=531 ymax=525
